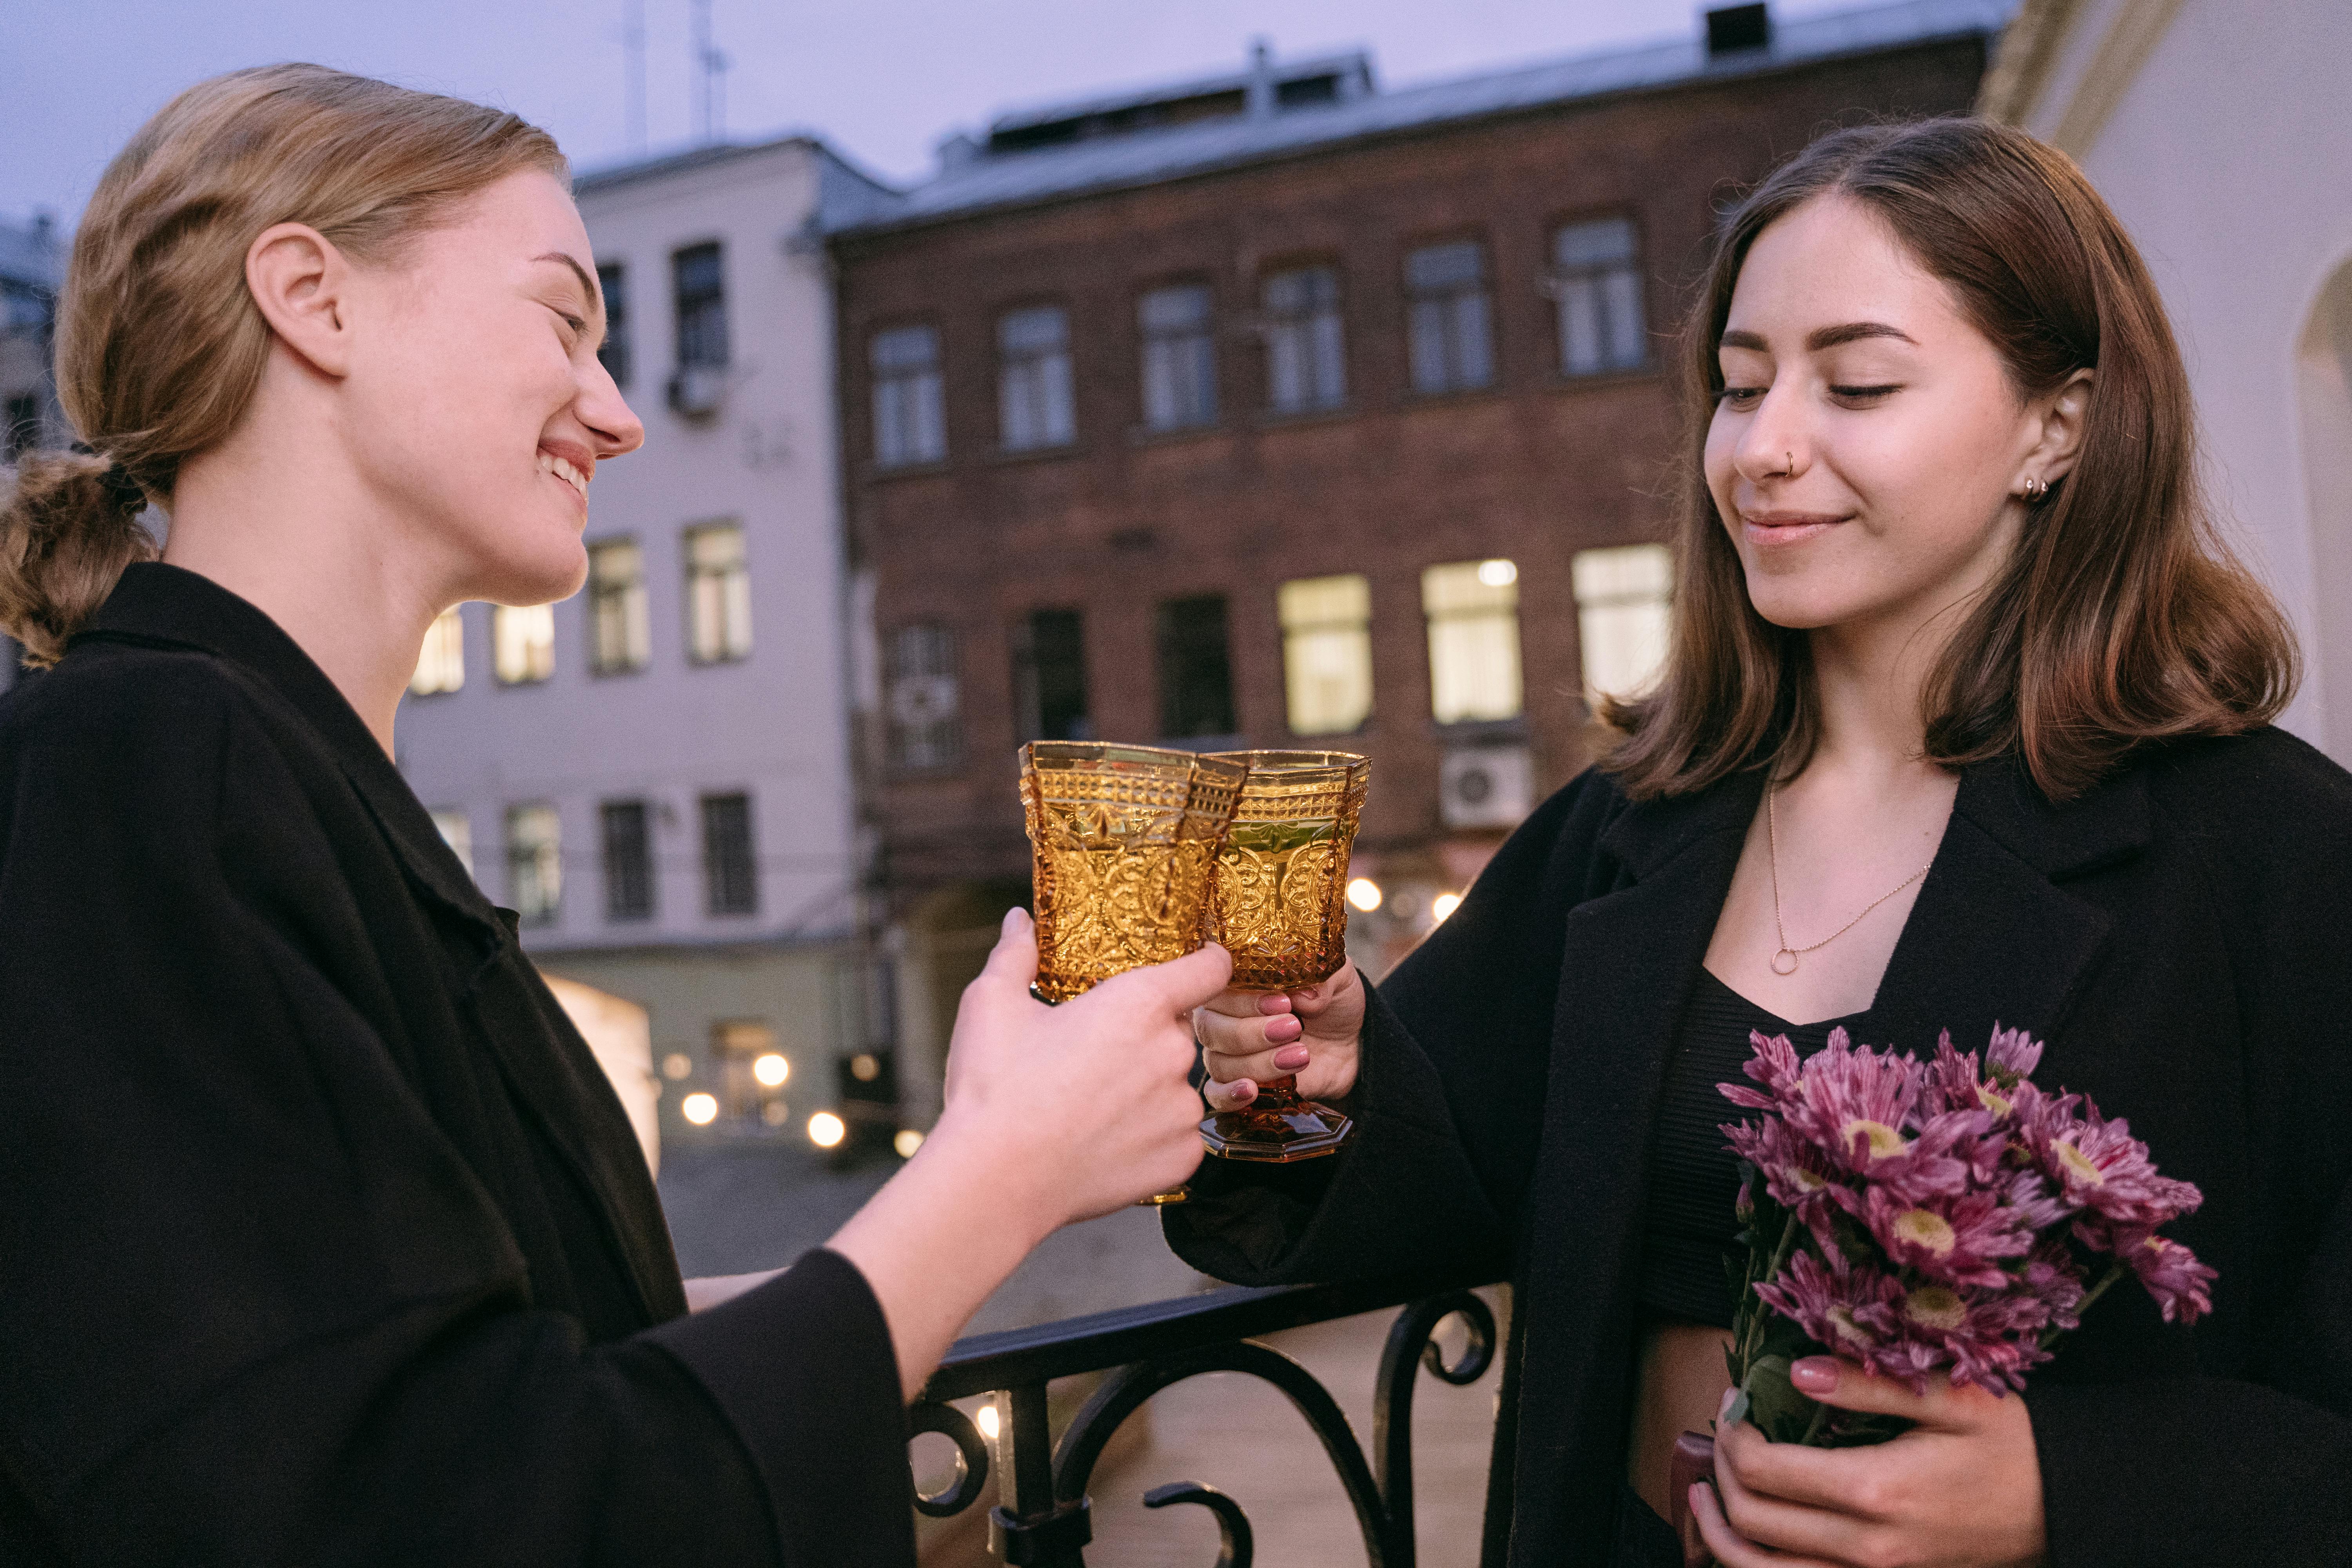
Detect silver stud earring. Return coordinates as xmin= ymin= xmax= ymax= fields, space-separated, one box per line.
xmin=2020 ymin=475 xmax=2049 ymax=504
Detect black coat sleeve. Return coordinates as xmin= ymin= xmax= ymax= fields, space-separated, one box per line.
xmin=0 ymin=665 xmax=911 ymax=1568
xmin=1166 ymin=768 xmax=1628 ymax=1286
xmin=2029 ymin=740 xmax=2352 ymax=1568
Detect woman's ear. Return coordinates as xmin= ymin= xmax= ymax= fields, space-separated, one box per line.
xmin=245 ymin=222 xmax=356 ymax=379
xmin=2028 ymin=368 xmax=2094 ymax=485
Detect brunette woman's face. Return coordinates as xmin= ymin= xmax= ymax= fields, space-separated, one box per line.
xmin=1704 ymin=194 xmax=2054 ymax=639
xmin=345 ymin=169 xmax=641 ymax=606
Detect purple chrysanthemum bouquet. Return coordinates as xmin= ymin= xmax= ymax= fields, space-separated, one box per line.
xmin=1715 ymin=1024 xmax=2214 ymax=1446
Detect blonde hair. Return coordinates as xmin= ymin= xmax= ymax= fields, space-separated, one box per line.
xmin=0 ymin=64 xmax=566 ymax=667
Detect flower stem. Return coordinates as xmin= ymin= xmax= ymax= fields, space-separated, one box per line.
xmin=1738 ymin=1212 xmax=1804 ymax=1376
xmin=1798 ymin=1399 xmax=1832 ymax=1447
xmin=2041 ymin=1261 xmax=2129 ymax=1352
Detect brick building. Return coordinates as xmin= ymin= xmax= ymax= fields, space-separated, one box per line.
xmin=831 ymin=0 xmax=2004 ymax=1107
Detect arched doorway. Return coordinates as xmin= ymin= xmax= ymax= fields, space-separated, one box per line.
xmin=2298 ymin=258 xmax=2352 ymax=767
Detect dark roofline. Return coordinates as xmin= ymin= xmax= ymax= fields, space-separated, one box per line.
xmin=986 ymin=47 xmax=1374 ymax=136
xmin=832 ymin=12 xmax=2000 ymax=244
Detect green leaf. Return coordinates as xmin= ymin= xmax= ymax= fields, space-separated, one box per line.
xmin=1742 ymin=1356 xmax=1820 ymax=1446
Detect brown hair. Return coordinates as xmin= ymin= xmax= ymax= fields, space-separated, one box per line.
xmin=0 ymin=64 xmax=565 ymax=667
xmin=1605 ymin=118 xmax=2297 ymax=801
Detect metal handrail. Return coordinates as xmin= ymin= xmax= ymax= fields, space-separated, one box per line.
xmin=911 ymin=1267 xmax=1503 ymax=1568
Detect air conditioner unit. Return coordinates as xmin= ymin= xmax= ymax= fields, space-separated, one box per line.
xmin=1440 ymin=745 xmax=1532 ymax=830
xmin=667 ymin=365 xmax=726 ymax=419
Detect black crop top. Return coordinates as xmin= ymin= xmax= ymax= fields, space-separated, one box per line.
xmin=1639 ymin=969 xmax=1875 ymax=1328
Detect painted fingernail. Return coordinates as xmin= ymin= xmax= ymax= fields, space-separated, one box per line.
xmin=1790 ymin=1357 xmax=1839 ymax=1394
xmin=1719 ymin=1388 xmax=1737 ymax=1420
xmin=1232 ymin=1080 xmax=1257 ymax=1103
xmin=1272 ymin=1045 xmax=1310 ymax=1071
xmin=1266 ymin=1015 xmax=1303 ymax=1042
xmin=1258 ymin=993 xmax=1293 ymax=1015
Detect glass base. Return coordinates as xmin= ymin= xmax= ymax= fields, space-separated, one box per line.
xmin=1199 ymin=1080 xmax=1352 ymax=1162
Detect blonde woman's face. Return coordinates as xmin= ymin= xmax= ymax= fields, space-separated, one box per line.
xmin=1703 ymin=193 xmax=2043 ymax=641
xmin=344 ymin=169 xmax=641 ymax=607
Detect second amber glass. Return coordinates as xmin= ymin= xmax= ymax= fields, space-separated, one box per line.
xmin=1198 ymin=749 xmax=1369 ymax=1162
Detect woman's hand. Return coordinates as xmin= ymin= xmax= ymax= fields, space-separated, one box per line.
xmin=1196 ymin=962 xmax=1367 ymax=1114
xmin=829 ymin=907 xmax=1232 ymax=1398
xmin=1692 ymin=1356 xmax=2048 ymax=1568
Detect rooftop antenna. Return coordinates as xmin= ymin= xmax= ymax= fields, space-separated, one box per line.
xmin=692 ymin=0 xmax=730 ymax=145
xmin=622 ymin=0 xmax=647 ymax=153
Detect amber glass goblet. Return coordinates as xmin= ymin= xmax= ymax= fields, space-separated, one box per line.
xmin=1019 ymin=742 xmax=1248 ymax=1203
xmin=1197 ymin=749 xmax=1369 ymax=1162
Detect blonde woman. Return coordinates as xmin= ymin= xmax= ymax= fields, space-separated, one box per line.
xmin=0 ymin=66 xmax=1226 ymax=1566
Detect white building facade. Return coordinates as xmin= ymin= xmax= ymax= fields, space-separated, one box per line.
xmin=1984 ymin=0 xmax=2352 ymax=766
xmin=395 ymin=136 xmax=904 ymax=1147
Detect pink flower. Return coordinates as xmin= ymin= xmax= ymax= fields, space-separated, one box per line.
xmin=1922 ymin=1024 xmax=2046 ymax=1120
xmin=2020 ymin=1239 xmax=2090 ymax=1335
xmin=1985 ymin=1023 xmax=2045 ymax=1086
xmin=2022 ymin=1095 xmax=2204 ymax=1228
xmin=1786 ymin=1029 xmax=1924 ymax=1175
xmin=1722 ymin=1112 xmax=1840 ymax=1223
xmin=1851 ymin=1280 xmax=2056 ymax=1394
xmin=1721 ymin=1029 xmax=1804 ymax=1112
xmin=1753 ymin=1248 xmax=1906 ymax=1363
xmin=1847 ymin=1183 xmax=2034 ymax=1289
xmin=1862 ymin=1106 xmax=1998 ymax=1205
xmin=2094 ymin=1225 xmax=2217 ymax=1325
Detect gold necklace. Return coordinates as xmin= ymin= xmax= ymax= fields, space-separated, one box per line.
xmin=1764 ymin=786 xmax=1935 ymax=976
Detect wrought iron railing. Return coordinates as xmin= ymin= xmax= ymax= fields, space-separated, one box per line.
xmin=910 ymin=1267 xmax=1504 ymax=1568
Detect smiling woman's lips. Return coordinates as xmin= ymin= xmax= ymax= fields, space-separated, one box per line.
xmin=1742 ymin=512 xmax=1845 ymax=545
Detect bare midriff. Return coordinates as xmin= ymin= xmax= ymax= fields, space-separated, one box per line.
xmin=1627 ymin=1319 xmax=1736 ymax=1522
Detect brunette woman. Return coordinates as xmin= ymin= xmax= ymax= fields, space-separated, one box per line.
xmin=0 ymin=66 xmax=1227 ymax=1567
xmin=1176 ymin=119 xmax=2352 ymax=1568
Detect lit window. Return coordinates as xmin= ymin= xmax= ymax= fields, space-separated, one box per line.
xmin=872 ymin=324 xmax=946 ymax=466
xmin=1406 ymin=241 xmax=1494 ymax=394
xmin=588 ymin=539 xmax=648 ymax=675
xmin=714 ymin=1020 xmax=781 ymax=1123
xmin=410 ymin=606 xmax=465 ymax=695
xmin=701 ymin=791 xmax=758 ymax=916
xmin=685 ymin=523 xmax=751 ymax=664
xmin=1423 ymin=560 xmax=1523 ymax=724
xmin=1572 ymin=543 xmax=1673 ymax=710
xmin=886 ymin=624 xmax=962 ymax=771
xmin=1157 ymin=595 xmax=1236 ymax=740
xmin=673 ymin=242 xmax=727 ymax=368
xmin=494 ymin=604 xmax=554 ymax=685
xmin=1550 ymin=217 xmax=1648 ymax=376
xmin=505 ymin=803 xmax=562 ymax=926
xmin=1013 ymin=608 xmax=1091 ymax=742
xmin=596 ymin=261 xmax=630 ymax=387
xmin=998 ymin=305 xmax=1074 ymax=451
xmin=1278 ymin=574 xmax=1372 ymax=735
xmin=1140 ymin=283 xmax=1216 ymax=431
xmin=601 ymin=799 xmax=653 ymax=921
xmin=430 ymin=809 xmax=474 ymax=878
xmin=1262 ymin=266 xmax=1345 ymax=414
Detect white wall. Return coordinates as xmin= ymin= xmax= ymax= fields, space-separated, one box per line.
xmin=396 ymin=140 xmax=864 ymax=952
xmin=2015 ymin=0 xmax=2352 ymax=762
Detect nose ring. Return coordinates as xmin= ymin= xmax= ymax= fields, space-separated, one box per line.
xmin=1782 ymin=450 xmax=1795 ymax=477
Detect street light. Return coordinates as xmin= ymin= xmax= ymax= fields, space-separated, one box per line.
xmin=1431 ymin=891 xmax=1462 ymax=923
xmin=1345 ymin=876 xmax=1383 ymax=913
xmin=894 ymin=1129 xmax=925 ymax=1158
xmin=681 ymin=1092 xmax=719 ymax=1125
xmin=808 ymin=1110 xmax=846 ymax=1149
xmin=753 ymin=1052 xmax=789 ymax=1088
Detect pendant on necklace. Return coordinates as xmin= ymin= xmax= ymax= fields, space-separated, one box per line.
xmin=1771 ymin=948 xmax=1800 ymax=976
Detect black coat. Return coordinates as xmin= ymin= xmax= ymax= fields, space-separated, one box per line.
xmin=1169 ymin=730 xmax=2352 ymax=1568
xmin=0 ymin=564 xmax=912 ymax=1567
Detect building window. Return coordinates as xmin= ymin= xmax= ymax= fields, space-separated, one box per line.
xmin=872 ymin=324 xmax=946 ymax=466
xmin=1423 ymin=559 xmax=1523 ymax=724
xmin=1407 ymin=241 xmax=1495 ymax=395
xmin=998 ymin=304 xmax=1074 ymax=451
xmin=1261 ymin=266 xmax=1346 ymax=414
xmin=886 ymin=624 xmax=962 ymax=771
xmin=1278 ymin=574 xmax=1373 ymax=735
xmin=601 ymin=799 xmax=654 ymax=921
xmin=430 ymin=809 xmax=474 ymax=878
xmin=713 ymin=1019 xmax=786 ymax=1125
xmin=506 ymin=803 xmax=562 ymax=926
xmin=1013 ymin=608 xmax=1091 ymax=742
xmin=1156 ymin=595 xmax=1236 ymax=740
xmin=1572 ymin=543 xmax=1673 ymax=711
xmin=410 ymin=606 xmax=465 ymax=695
xmin=1140 ymin=283 xmax=1216 ymax=431
xmin=596 ymin=261 xmax=630 ymax=387
xmin=2 ymin=394 xmax=38 ymax=463
xmin=1551 ymin=217 xmax=1648 ymax=376
xmin=494 ymin=603 xmax=555 ymax=685
xmin=673 ymin=242 xmax=727 ymax=368
xmin=588 ymin=539 xmax=649 ymax=675
xmin=685 ymin=523 xmax=751 ymax=664
xmin=701 ymin=791 xmax=758 ymax=916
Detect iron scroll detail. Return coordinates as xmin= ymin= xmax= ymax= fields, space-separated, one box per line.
xmin=912 ymin=1274 xmax=1502 ymax=1568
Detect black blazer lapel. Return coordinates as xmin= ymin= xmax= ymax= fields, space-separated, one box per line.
xmin=1507 ymin=775 xmax=1756 ymax=1566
